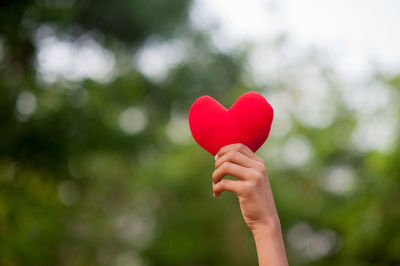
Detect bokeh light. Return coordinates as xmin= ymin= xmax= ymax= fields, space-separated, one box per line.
xmin=1 ymin=1 xmax=400 ymax=265
xmin=119 ymin=107 xmax=148 ymax=135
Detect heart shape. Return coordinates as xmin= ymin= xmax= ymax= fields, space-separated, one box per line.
xmin=188 ymin=91 xmax=273 ymax=155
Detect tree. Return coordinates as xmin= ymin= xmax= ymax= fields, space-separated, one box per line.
xmin=1 ymin=1 xmax=399 ymax=265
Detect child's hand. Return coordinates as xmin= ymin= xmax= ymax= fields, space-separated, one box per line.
xmin=212 ymin=143 xmax=280 ymax=232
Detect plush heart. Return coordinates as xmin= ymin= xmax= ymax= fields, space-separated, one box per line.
xmin=188 ymin=91 xmax=273 ymax=155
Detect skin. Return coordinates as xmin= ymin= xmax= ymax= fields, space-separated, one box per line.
xmin=212 ymin=143 xmax=288 ymax=266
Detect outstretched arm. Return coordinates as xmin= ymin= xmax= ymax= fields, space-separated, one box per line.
xmin=212 ymin=143 xmax=288 ymax=266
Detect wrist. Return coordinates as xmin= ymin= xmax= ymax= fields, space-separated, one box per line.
xmin=250 ymin=216 xmax=282 ymax=236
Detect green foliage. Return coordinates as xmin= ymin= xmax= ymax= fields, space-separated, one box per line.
xmin=1 ymin=1 xmax=400 ymax=265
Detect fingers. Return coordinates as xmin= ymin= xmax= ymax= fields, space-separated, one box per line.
xmin=212 ymin=143 xmax=267 ymax=198
xmin=216 ymin=143 xmax=263 ymax=163
xmin=213 ymin=179 xmax=243 ymax=197
xmin=215 ymin=150 xmax=265 ymax=171
xmin=212 ymin=162 xmax=250 ymax=184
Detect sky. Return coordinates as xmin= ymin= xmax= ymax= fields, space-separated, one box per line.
xmin=190 ymin=0 xmax=400 ymax=81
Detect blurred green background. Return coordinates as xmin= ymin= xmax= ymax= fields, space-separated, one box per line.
xmin=1 ymin=0 xmax=400 ymax=265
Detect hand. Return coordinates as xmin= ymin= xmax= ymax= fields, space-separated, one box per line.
xmin=212 ymin=143 xmax=288 ymax=266
xmin=212 ymin=143 xmax=280 ymax=232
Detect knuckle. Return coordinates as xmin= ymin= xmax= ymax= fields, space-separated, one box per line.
xmin=215 ymin=180 xmax=227 ymax=193
xmin=242 ymin=182 xmax=253 ymax=194
xmin=217 ymin=147 xmax=225 ymax=157
xmin=258 ymin=163 xmax=266 ymax=174
xmin=224 ymin=151 xmax=232 ymax=160
xmin=237 ymin=143 xmax=246 ymax=152
xmin=212 ymin=170 xmax=220 ymax=181
xmin=252 ymin=170 xmax=263 ymax=180
xmin=231 ymin=143 xmax=241 ymax=151
xmin=221 ymin=161 xmax=231 ymax=170
xmin=229 ymin=151 xmax=239 ymax=160
xmin=219 ymin=179 xmax=228 ymax=187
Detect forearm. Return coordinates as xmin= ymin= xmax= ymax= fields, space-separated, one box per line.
xmin=251 ymin=219 xmax=288 ymax=266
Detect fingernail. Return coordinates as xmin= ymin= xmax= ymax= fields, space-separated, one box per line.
xmin=214 ymin=154 xmax=218 ymax=160
xmin=213 ymin=192 xmax=216 ymax=198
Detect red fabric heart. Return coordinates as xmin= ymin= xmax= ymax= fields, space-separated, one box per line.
xmin=188 ymin=91 xmax=273 ymax=155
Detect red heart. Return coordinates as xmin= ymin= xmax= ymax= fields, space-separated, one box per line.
xmin=188 ymin=91 xmax=274 ymax=155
